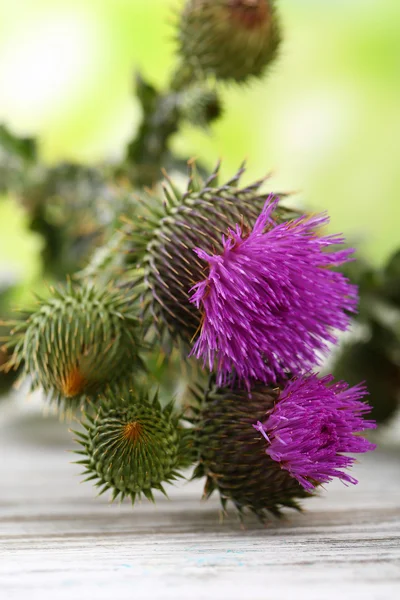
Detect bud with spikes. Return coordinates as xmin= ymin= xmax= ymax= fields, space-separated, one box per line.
xmin=176 ymin=0 xmax=281 ymax=84
xmin=192 ymin=381 xmax=308 ymax=521
xmin=74 ymin=391 xmax=193 ymax=504
xmin=193 ymin=374 xmax=376 ymax=521
xmin=3 ymin=282 xmax=143 ymax=409
xmin=126 ymin=162 xmax=295 ymax=345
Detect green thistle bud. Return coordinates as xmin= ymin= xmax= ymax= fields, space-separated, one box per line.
xmin=3 ymin=282 xmax=143 ymax=408
xmin=75 ymin=391 xmax=193 ymax=503
xmin=192 ymin=382 xmax=308 ymax=521
xmin=177 ymin=0 xmax=281 ymax=83
xmin=178 ymin=86 xmax=223 ymax=128
xmin=126 ymin=162 xmax=295 ymax=345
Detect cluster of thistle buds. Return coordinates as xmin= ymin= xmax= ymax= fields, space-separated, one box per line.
xmin=1 ymin=0 xmax=377 ymax=521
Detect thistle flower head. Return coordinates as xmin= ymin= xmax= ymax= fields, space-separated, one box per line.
xmin=253 ymin=374 xmax=376 ymax=491
xmin=75 ymin=391 xmax=193 ymax=503
xmin=190 ymin=198 xmax=358 ymax=388
xmin=3 ymin=282 xmax=143 ymax=408
xmin=177 ymin=0 xmax=281 ymax=83
xmin=192 ymin=382 xmax=308 ymax=520
xmin=126 ymin=163 xmax=296 ymax=345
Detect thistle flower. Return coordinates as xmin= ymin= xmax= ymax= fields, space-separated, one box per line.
xmin=192 ymin=382 xmax=308 ymax=520
xmin=3 ymin=282 xmax=143 ymax=408
xmin=253 ymin=374 xmax=376 ymax=491
xmin=176 ymin=0 xmax=281 ymax=83
xmin=126 ymin=162 xmax=296 ymax=344
xmin=190 ymin=198 xmax=358 ymax=388
xmin=75 ymin=391 xmax=193 ymax=503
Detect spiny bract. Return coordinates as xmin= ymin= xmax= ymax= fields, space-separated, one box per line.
xmin=192 ymin=382 xmax=308 ymax=521
xmin=3 ymin=281 xmax=143 ymax=408
xmin=125 ymin=162 xmax=296 ymax=345
xmin=74 ymin=391 xmax=194 ymax=503
xmin=177 ymin=0 xmax=281 ymax=83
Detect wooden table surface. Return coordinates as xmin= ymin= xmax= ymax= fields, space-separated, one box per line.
xmin=1 ymin=402 xmax=400 ymax=600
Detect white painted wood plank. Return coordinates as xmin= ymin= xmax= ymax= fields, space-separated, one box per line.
xmin=0 ymin=407 xmax=399 ymax=600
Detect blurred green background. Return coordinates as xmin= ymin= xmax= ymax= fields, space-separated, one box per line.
xmin=0 ymin=0 xmax=399 ymax=294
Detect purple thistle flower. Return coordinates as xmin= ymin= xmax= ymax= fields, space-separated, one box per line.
xmin=189 ymin=197 xmax=358 ymax=388
xmin=253 ymin=374 xmax=377 ymax=491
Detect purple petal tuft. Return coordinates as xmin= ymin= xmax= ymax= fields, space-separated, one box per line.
xmin=189 ymin=197 xmax=358 ymax=388
xmin=253 ymin=374 xmax=376 ymax=491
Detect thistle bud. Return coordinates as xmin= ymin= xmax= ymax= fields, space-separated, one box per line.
xmin=194 ymin=374 xmax=376 ymax=520
xmin=3 ymin=282 xmax=143 ymax=408
xmin=193 ymin=382 xmax=308 ymax=520
xmin=177 ymin=0 xmax=281 ymax=83
xmin=75 ymin=391 xmax=193 ymax=503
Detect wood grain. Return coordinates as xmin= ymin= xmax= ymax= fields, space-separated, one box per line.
xmin=0 ymin=405 xmax=400 ymax=600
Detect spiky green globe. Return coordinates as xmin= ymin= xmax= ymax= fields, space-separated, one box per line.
xmin=193 ymin=382 xmax=308 ymax=520
xmin=177 ymin=0 xmax=281 ymax=83
xmin=75 ymin=391 xmax=193 ymax=503
xmin=4 ymin=282 xmax=143 ymax=408
xmin=127 ymin=163 xmax=296 ymax=344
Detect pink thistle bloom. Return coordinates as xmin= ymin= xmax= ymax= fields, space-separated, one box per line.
xmin=253 ymin=374 xmax=376 ymax=491
xmin=189 ymin=197 xmax=358 ymax=388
